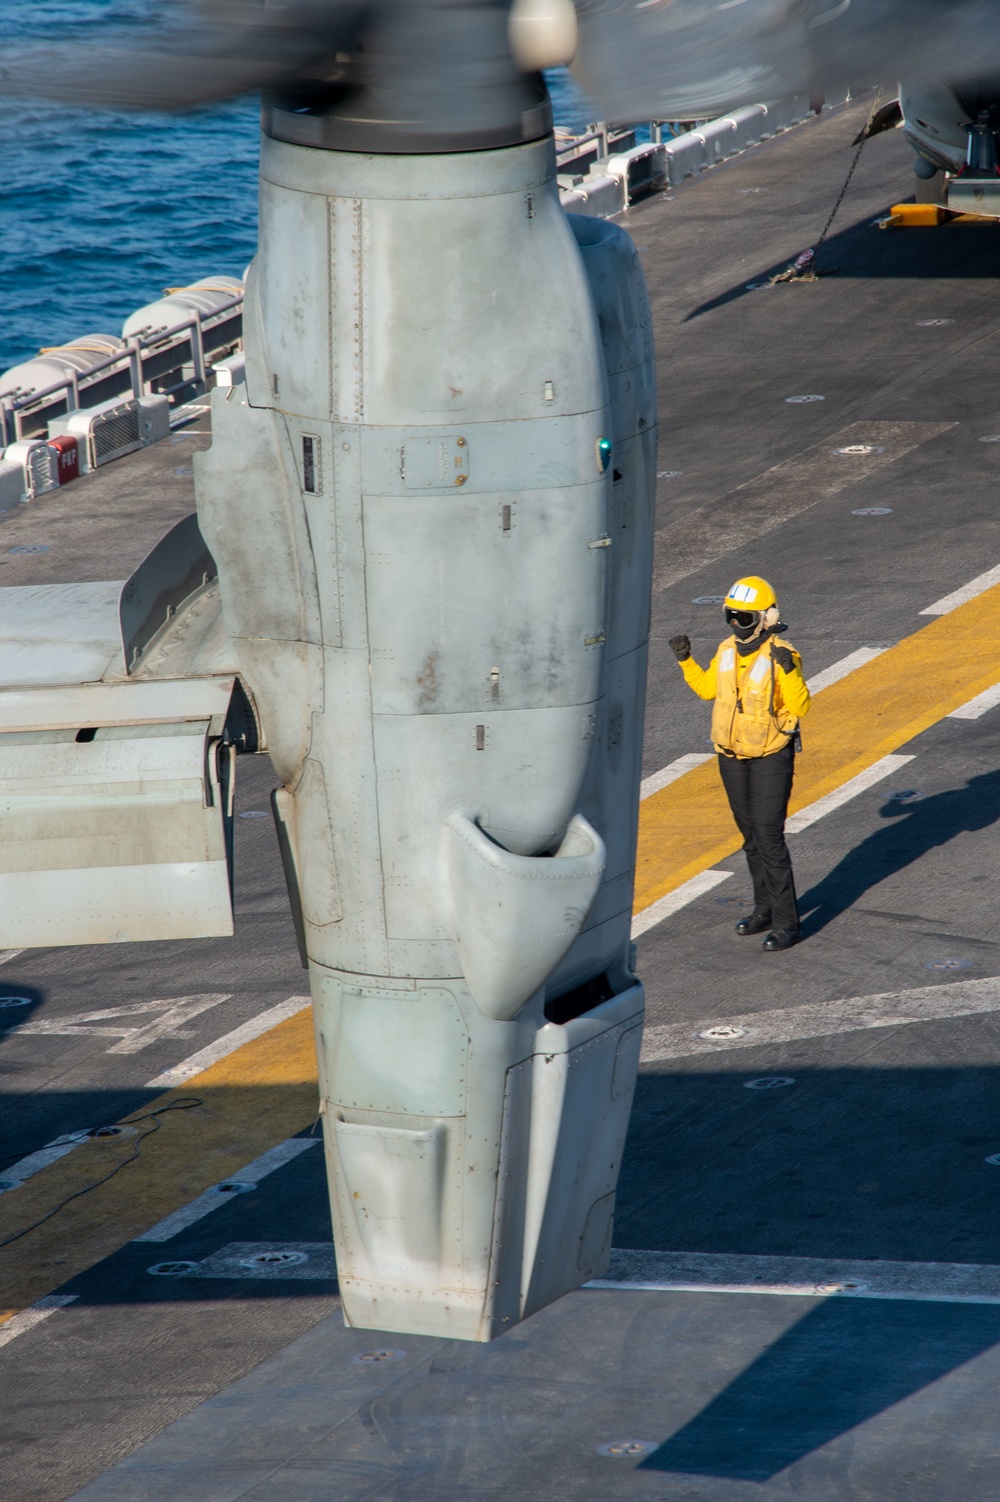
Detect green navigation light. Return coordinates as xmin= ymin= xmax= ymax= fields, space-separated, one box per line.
xmin=596 ymin=437 xmax=612 ymax=473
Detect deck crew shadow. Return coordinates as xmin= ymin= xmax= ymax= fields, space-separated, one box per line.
xmin=797 ymin=768 xmax=1000 ymax=937
xmin=640 ymin=1297 xmax=1000 ymax=1481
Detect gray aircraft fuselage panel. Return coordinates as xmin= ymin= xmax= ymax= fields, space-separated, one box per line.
xmin=0 ymin=124 xmax=656 ymax=1342
xmin=195 ymin=130 xmax=656 ymax=1339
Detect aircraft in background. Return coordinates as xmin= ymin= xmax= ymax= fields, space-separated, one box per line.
xmin=900 ymin=80 xmax=1000 ymax=215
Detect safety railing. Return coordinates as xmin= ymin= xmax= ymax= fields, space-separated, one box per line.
xmin=558 ymin=94 xmax=823 ymax=219
xmin=0 ymin=292 xmax=243 ymax=448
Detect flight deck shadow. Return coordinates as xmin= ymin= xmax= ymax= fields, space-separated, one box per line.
xmin=616 ymin=1031 xmax=1000 ymax=1474
xmin=640 ymin=1296 xmax=1000 ymax=1481
xmin=798 ymin=767 xmax=1000 ymax=936
xmin=684 ymin=204 xmax=1000 ymax=320
xmin=6 ymin=1062 xmax=1000 ymax=1473
xmin=0 ymin=1083 xmax=335 ymax=1304
xmin=0 ymin=985 xmax=47 ymax=1171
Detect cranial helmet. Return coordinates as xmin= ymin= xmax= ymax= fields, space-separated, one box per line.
xmin=723 ymin=576 xmax=781 ymax=639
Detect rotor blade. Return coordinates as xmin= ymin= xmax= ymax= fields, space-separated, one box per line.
xmin=0 ymin=0 xmax=368 ymax=110
xmin=573 ymin=0 xmax=1000 ymax=123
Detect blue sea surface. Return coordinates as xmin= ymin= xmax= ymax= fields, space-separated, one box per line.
xmin=0 ymin=1 xmax=597 ymax=374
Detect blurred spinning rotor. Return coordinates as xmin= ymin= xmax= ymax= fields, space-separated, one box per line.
xmin=1 ymin=0 xmax=999 ymax=150
xmin=573 ymin=0 xmax=1000 ymax=122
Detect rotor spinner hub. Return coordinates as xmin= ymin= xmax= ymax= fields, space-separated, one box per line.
xmin=263 ymin=0 xmax=552 ymax=155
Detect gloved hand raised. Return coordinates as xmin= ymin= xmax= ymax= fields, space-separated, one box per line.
xmin=668 ymin=634 xmax=691 ymax=661
xmin=772 ymin=644 xmax=796 ymax=674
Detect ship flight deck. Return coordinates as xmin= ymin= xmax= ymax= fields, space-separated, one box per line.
xmin=4 ymin=96 xmax=1000 ymax=1501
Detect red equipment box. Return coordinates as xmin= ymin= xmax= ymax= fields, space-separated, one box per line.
xmin=47 ymin=433 xmax=80 ymax=484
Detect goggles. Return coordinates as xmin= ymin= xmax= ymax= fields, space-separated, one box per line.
xmin=725 ymin=607 xmax=761 ymax=630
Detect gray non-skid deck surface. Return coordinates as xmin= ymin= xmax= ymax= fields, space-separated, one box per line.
xmin=64 ymin=1287 xmax=1000 ymax=1501
xmin=5 ymin=97 xmax=1000 ymax=1499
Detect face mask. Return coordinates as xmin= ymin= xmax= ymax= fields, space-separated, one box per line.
xmin=725 ymin=608 xmax=761 ymax=641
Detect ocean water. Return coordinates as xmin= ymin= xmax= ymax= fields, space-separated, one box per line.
xmin=0 ymin=1 xmax=597 ymax=374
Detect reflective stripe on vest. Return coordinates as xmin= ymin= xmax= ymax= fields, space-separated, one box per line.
xmin=710 ymin=635 xmax=799 ymax=758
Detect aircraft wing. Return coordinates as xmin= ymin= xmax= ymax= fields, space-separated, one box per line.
xmin=0 ymin=514 xmax=255 ymax=948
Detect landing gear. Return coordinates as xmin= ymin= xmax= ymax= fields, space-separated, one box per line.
xmin=947 ymin=111 xmax=1000 ymax=215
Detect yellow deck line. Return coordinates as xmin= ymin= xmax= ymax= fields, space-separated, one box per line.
xmin=0 ymin=1009 xmax=318 ymax=1319
xmin=3 ymin=581 xmax=1000 ymax=1324
xmin=636 ymin=581 xmax=1000 ymax=911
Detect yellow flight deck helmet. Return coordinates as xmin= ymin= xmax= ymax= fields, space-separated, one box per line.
xmin=724 ymin=575 xmax=776 ymax=612
xmin=724 ymin=576 xmax=781 ymax=634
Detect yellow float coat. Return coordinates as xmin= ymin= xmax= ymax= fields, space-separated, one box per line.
xmin=680 ymin=634 xmax=811 ymax=758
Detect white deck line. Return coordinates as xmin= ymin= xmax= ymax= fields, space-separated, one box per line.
xmin=11 ymin=995 xmax=232 ymax=1053
xmin=588 ymin=1251 xmax=1000 ymax=1304
xmin=0 ymin=950 xmax=24 ymax=968
xmin=145 ymin=995 xmax=311 ymax=1089
xmin=785 ymin=754 xmax=914 ymax=834
xmin=638 ymin=647 xmax=895 ymax=806
xmin=0 ymin=1135 xmax=93 ymax=1190
xmin=134 ymin=1137 xmax=322 ymax=1243
xmin=920 ymin=563 xmax=1000 ymax=615
xmin=806 ymin=645 xmax=887 ymax=694
xmin=640 ymin=753 xmax=714 ymax=800
xmin=640 ymin=975 xmax=1000 ymax=1064
xmin=633 ymin=756 xmax=917 ymax=937
xmin=633 ymin=636 xmax=992 ymax=938
xmin=948 ymin=682 xmax=1000 ymax=720
xmin=0 ymin=996 xmax=313 ymax=1196
xmin=0 ymin=1295 xmax=77 ymax=1348
xmin=631 ymin=871 xmax=733 ymax=938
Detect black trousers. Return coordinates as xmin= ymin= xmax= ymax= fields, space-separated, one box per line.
xmin=717 ymin=742 xmax=799 ymax=932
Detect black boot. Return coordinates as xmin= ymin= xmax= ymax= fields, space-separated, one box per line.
xmin=762 ymin=928 xmax=801 ymax=952
xmin=735 ymin=911 xmax=772 ymax=936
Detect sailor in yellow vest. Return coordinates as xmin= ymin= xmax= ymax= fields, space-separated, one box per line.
xmin=669 ymin=576 xmax=811 ymax=951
